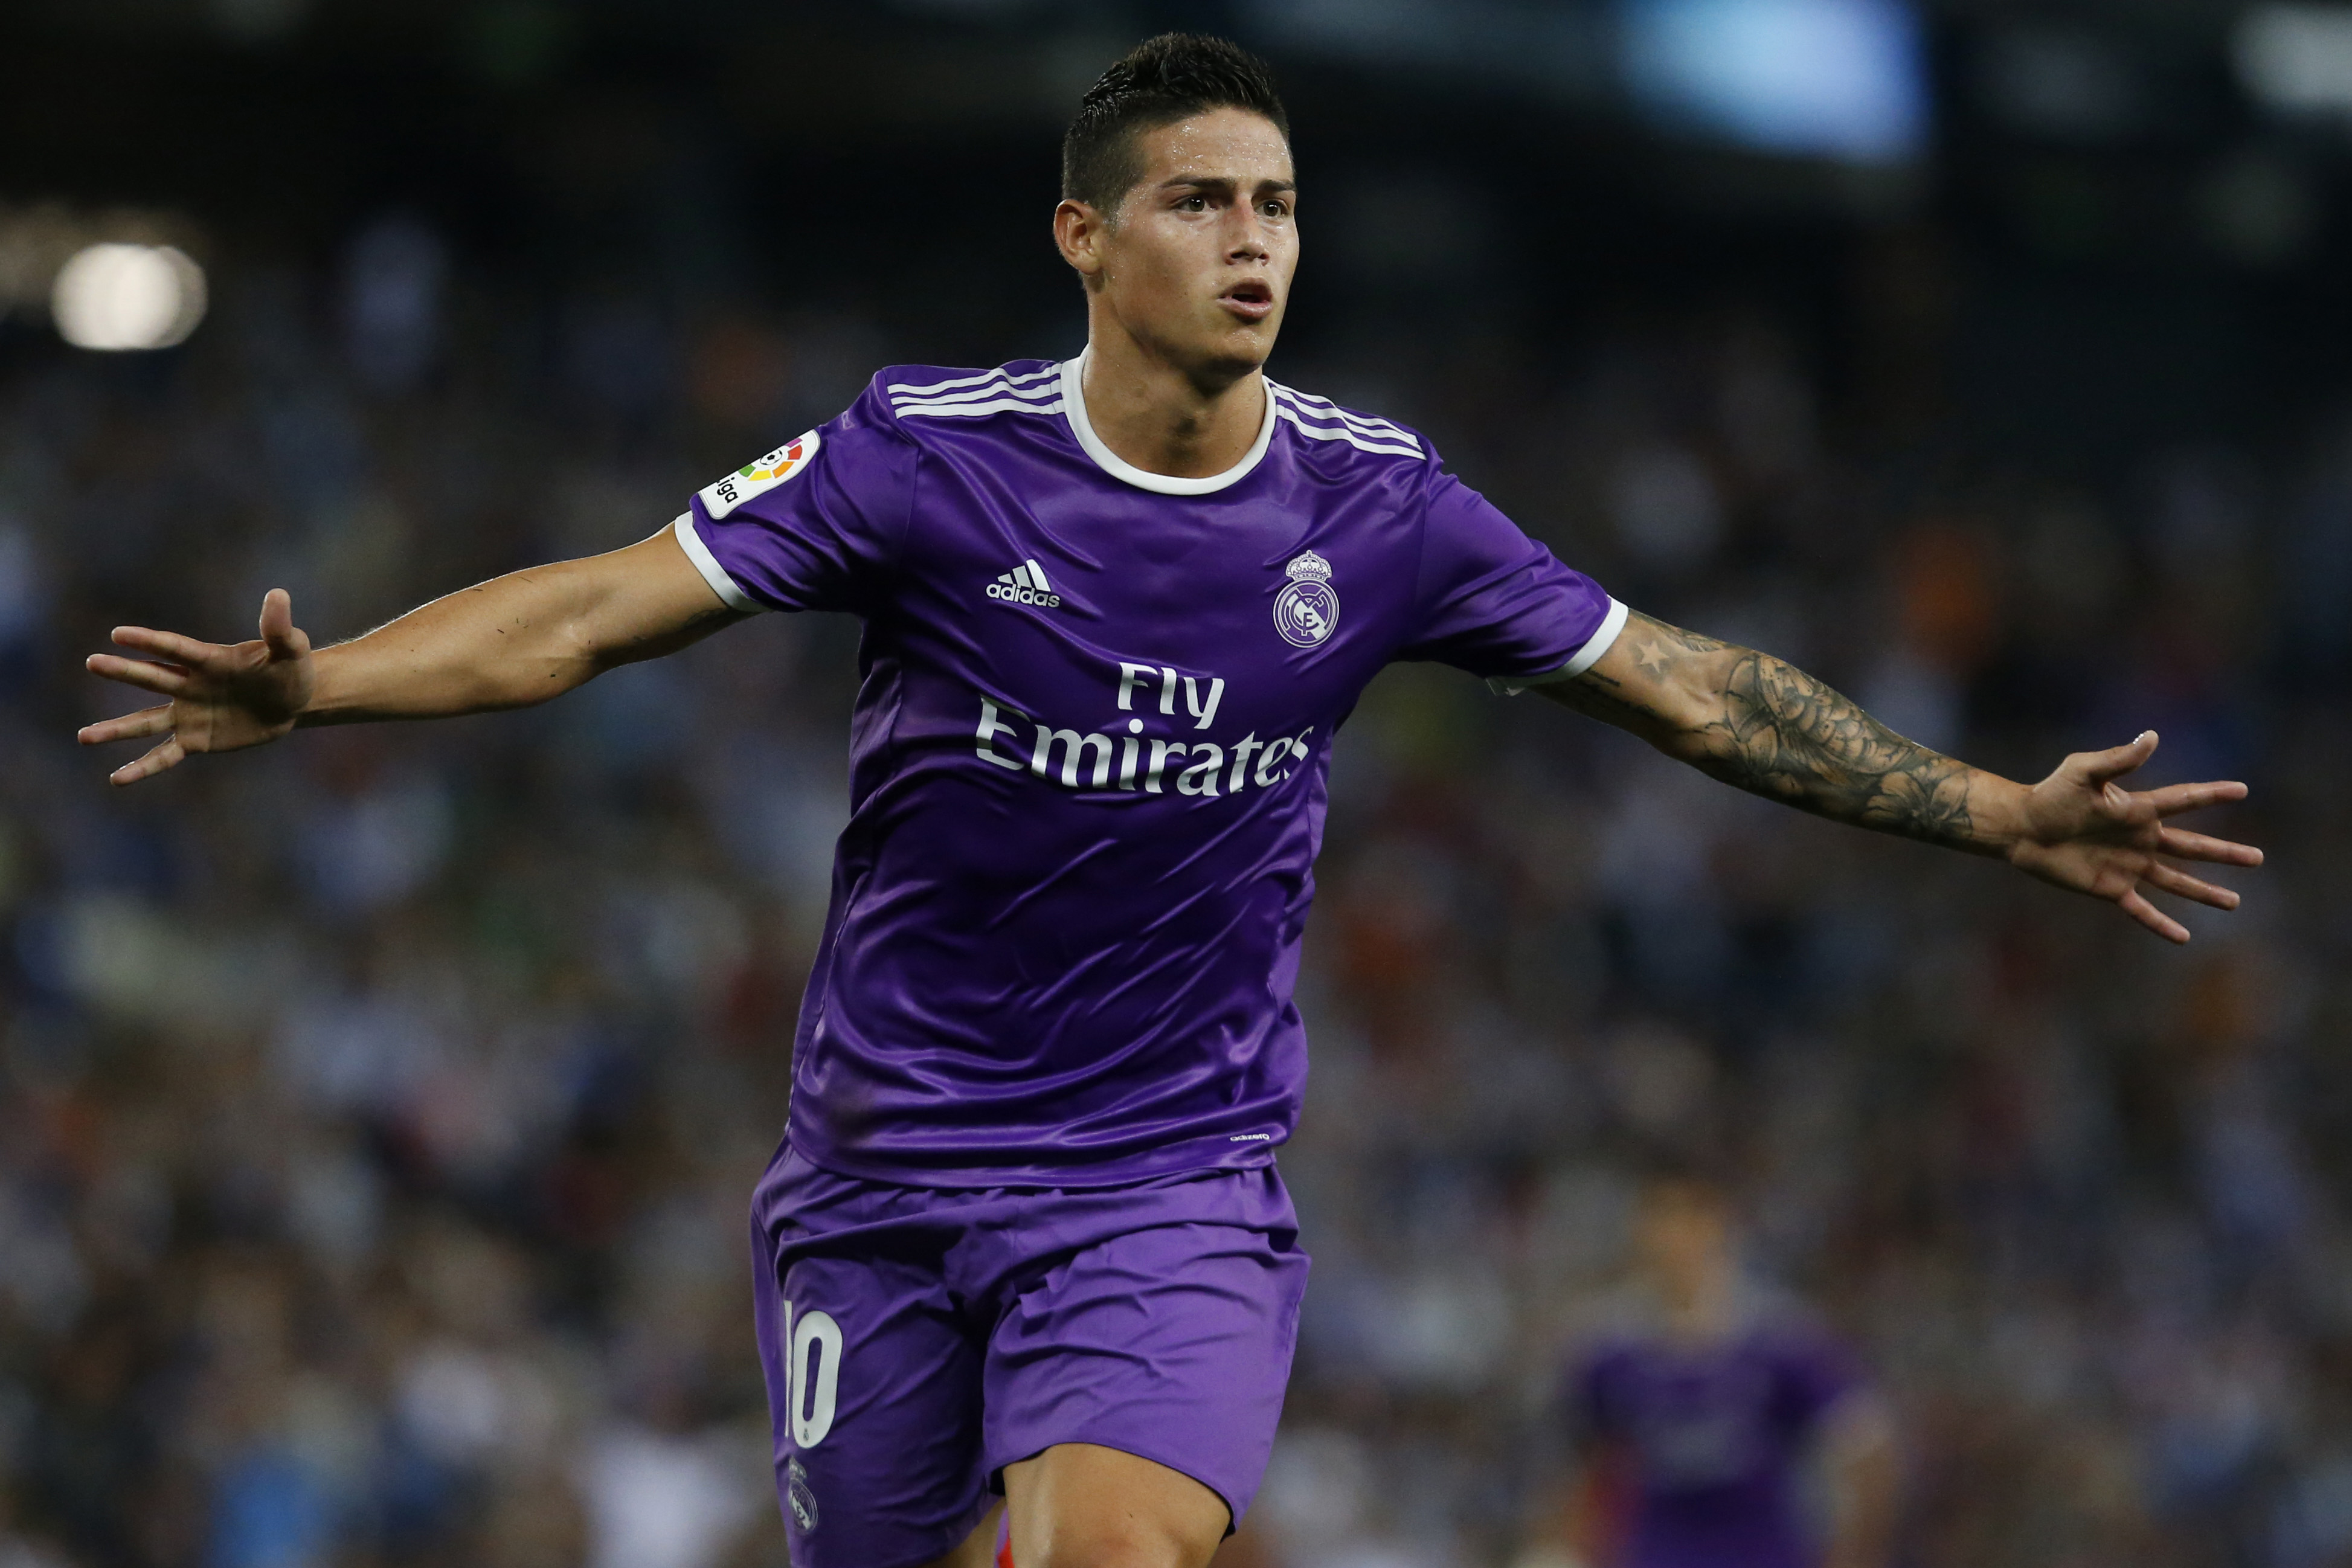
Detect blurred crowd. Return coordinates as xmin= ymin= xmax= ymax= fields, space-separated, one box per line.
xmin=0 ymin=214 xmax=2339 ymax=1568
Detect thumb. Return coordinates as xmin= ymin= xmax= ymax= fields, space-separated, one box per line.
xmin=259 ymin=589 xmax=309 ymax=660
xmin=2078 ymin=730 xmax=2158 ymax=787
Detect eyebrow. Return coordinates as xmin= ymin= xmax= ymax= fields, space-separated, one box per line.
xmin=1155 ymin=176 xmax=1299 ymax=194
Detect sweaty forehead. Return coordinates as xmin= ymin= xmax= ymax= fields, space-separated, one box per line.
xmin=1135 ymin=109 xmax=1294 ymax=187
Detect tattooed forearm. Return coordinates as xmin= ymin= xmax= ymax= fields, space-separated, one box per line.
xmin=1549 ymin=613 xmax=1985 ymax=852
xmin=1700 ymin=650 xmax=1978 ymax=846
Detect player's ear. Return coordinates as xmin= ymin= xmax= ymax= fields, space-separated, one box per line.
xmin=1055 ymin=198 xmax=1110 ymax=289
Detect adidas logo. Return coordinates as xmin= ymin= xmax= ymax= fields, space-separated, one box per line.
xmin=985 ymin=558 xmax=1062 ymax=609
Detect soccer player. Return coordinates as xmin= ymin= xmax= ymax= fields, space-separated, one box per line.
xmin=79 ymin=33 xmax=2258 ymax=1568
xmin=1523 ymin=1174 xmax=1897 ymax=1568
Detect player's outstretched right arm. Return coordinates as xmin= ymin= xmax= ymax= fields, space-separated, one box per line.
xmin=80 ymin=527 xmax=744 ymax=786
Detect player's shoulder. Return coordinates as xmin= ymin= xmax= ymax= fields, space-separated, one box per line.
xmin=1263 ymin=376 xmax=1431 ymax=469
xmin=853 ymin=359 xmax=1068 ymax=441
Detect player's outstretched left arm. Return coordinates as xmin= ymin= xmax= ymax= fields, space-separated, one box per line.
xmin=1539 ymin=611 xmax=2263 ymax=944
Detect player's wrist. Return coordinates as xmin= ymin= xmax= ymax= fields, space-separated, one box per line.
xmin=1974 ymin=774 xmax=2037 ymax=860
xmin=287 ymin=642 xmax=345 ymax=728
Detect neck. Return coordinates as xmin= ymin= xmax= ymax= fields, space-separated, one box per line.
xmin=1078 ymin=317 xmax=1265 ymax=480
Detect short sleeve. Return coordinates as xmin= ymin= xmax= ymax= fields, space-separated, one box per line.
xmin=673 ymin=379 xmax=916 ymax=615
xmin=1395 ymin=455 xmax=1626 ymax=692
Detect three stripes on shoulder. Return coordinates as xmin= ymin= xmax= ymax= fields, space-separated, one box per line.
xmin=889 ymin=364 xmax=1067 ymax=422
xmin=885 ymin=365 xmax=1422 ymax=460
xmin=1264 ymin=384 xmax=1419 ymax=458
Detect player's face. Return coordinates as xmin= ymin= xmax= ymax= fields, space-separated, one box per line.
xmin=1093 ymin=108 xmax=1298 ymax=378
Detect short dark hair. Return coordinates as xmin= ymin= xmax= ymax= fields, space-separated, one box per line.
xmin=1061 ymin=34 xmax=1290 ymax=215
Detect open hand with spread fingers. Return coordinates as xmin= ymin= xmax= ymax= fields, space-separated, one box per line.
xmin=2003 ymin=731 xmax=2263 ymax=945
xmin=1549 ymin=612 xmax=2260 ymax=946
xmin=79 ymin=588 xmax=315 ymax=786
xmin=79 ymin=529 xmax=753 ymax=786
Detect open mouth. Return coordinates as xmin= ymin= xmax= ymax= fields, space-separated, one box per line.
xmin=1221 ymin=280 xmax=1276 ymax=320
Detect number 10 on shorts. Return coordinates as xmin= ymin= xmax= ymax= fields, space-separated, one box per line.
xmin=780 ymin=1302 xmax=843 ymax=1448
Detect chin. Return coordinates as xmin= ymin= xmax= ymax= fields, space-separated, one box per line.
xmin=1147 ymin=319 xmax=1276 ymax=384
xmin=1204 ymin=324 xmax=1278 ymax=373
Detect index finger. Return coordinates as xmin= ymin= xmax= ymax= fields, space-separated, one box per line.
xmin=110 ymin=625 xmax=232 ymax=667
xmin=2138 ymin=780 xmax=2249 ymax=818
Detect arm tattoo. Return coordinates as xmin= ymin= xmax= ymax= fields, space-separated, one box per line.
xmin=1704 ymin=649 xmax=1977 ymax=847
xmin=1563 ymin=614 xmax=1981 ymax=850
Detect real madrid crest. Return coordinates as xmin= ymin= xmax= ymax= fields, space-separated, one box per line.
xmin=1274 ymin=550 xmax=1338 ymax=648
xmin=786 ymin=1457 xmax=819 ymax=1532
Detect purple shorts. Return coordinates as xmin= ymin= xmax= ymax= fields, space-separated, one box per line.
xmin=748 ymin=1147 xmax=1310 ymax=1568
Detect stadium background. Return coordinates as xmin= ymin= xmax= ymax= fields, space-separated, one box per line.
xmin=0 ymin=1 xmax=2336 ymax=1564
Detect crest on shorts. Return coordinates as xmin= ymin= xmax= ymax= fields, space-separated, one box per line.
xmin=787 ymin=1457 xmax=820 ymax=1533
xmin=1274 ymin=550 xmax=1338 ymax=649
xmin=699 ymin=429 xmax=821 ymax=519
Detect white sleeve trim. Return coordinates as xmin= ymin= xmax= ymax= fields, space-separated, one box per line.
xmin=670 ymin=512 xmax=764 ymax=614
xmin=1486 ymin=597 xmax=1631 ymax=696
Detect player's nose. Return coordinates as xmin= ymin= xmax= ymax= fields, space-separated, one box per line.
xmin=1224 ymin=212 xmax=1271 ymax=261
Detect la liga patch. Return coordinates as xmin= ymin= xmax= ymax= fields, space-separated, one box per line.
xmin=699 ymin=429 xmax=820 ymax=519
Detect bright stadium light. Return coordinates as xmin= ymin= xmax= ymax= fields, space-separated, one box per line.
xmin=1618 ymin=0 xmax=1930 ymax=162
xmin=2236 ymin=5 xmax=2352 ymax=114
xmin=51 ymin=243 xmax=207 ymax=352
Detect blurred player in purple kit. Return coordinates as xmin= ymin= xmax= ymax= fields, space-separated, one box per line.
xmin=1522 ymin=1175 xmax=1896 ymax=1568
xmin=80 ymin=33 xmax=2259 ymax=1568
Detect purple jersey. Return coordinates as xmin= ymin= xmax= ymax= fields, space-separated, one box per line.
xmin=1572 ymin=1322 xmax=1863 ymax=1568
xmin=678 ymin=353 xmax=1622 ymax=1184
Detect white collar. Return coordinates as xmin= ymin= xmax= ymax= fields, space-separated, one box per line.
xmin=1059 ymin=349 xmax=1277 ymax=495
